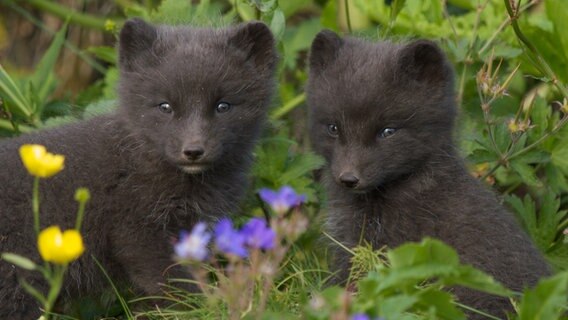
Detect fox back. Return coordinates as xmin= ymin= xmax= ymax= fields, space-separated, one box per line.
xmin=0 ymin=19 xmax=277 ymax=319
xmin=307 ymin=30 xmax=549 ymax=319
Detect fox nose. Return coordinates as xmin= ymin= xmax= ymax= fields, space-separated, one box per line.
xmin=183 ymin=147 xmax=205 ymax=160
xmin=339 ymin=172 xmax=359 ymax=188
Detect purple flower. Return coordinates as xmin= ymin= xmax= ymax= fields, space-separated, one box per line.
xmin=241 ymin=217 xmax=276 ymax=250
xmin=174 ymin=222 xmax=211 ymax=261
xmin=214 ymin=219 xmax=248 ymax=258
xmin=258 ymin=186 xmax=307 ymax=215
xmin=350 ymin=314 xmax=384 ymax=320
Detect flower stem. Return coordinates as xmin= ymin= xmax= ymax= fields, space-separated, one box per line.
xmin=32 ymin=177 xmax=40 ymax=236
xmin=74 ymin=197 xmax=87 ymax=231
xmin=43 ymin=264 xmax=65 ymax=320
xmin=343 ymin=0 xmax=352 ymax=33
xmin=270 ymin=93 xmax=306 ymax=120
xmin=477 ymin=0 xmax=568 ymax=181
xmin=503 ymin=0 xmax=568 ymax=98
xmin=25 ymin=0 xmax=117 ymax=31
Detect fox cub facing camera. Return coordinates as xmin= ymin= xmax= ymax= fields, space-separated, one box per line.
xmin=307 ymin=30 xmax=549 ymax=318
xmin=0 ymin=19 xmax=277 ymax=318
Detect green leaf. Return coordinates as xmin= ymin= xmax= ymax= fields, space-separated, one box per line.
xmin=379 ymin=295 xmax=418 ymax=319
xmin=279 ymin=152 xmax=325 ymax=184
xmin=320 ymin=0 xmax=339 ymax=31
xmin=506 ymin=194 xmax=537 ymax=239
xmin=546 ymin=243 xmax=568 ymax=271
xmin=357 ymin=271 xmax=382 ymax=297
xmin=279 ymin=0 xmax=313 ymax=17
xmin=442 ymin=265 xmax=512 ymax=297
xmin=506 ymin=192 xmax=568 ymax=258
xmin=466 ymin=149 xmax=497 ymax=164
xmin=152 ymin=0 xmax=193 ymax=24
xmin=389 ymin=0 xmax=407 ymax=24
xmin=0 ymin=64 xmax=33 ymax=118
xmin=545 ymin=164 xmax=568 ymax=193
xmin=320 ymin=286 xmax=346 ymax=310
xmin=446 ymin=38 xmax=470 ymax=63
xmin=1 ymin=253 xmax=37 ymax=270
xmin=493 ymin=123 xmax=511 ymax=154
xmin=482 ymin=44 xmax=522 ymax=59
xmin=522 ymin=15 xmax=568 ymax=83
xmin=529 ymin=96 xmax=552 ymax=139
xmin=250 ymin=0 xmax=277 ymax=13
xmin=551 ymin=142 xmax=568 ymax=175
xmin=270 ymin=9 xmax=286 ymax=41
xmin=83 ymin=99 xmax=117 ymax=119
xmin=31 ymin=23 xmax=68 ymax=114
xmin=546 ymin=0 xmax=568 ymax=68
xmin=87 ymin=46 xmax=117 ymax=65
xmin=515 ymin=150 xmax=550 ymax=165
xmin=536 ymin=192 xmax=565 ymax=249
xmin=424 ymin=0 xmax=443 ymax=24
xmin=388 ymin=238 xmax=459 ymax=269
xmin=102 ymin=67 xmax=119 ymax=99
xmin=416 ymin=288 xmax=465 ymax=320
xmin=254 ymin=136 xmax=296 ymax=182
xmin=281 ymin=18 xmax=321 ymax=70
xmin=376 ymin=264 xmax=457 ymax=292
xmin=508 ymin=133 xmax=528 ymax=155
xmin=236 ymin=0 xmax=257 ymax=21
xmin=517 ymin=272 xmax=568 ymax=320
xmin=18 ymin=278 xmax=46 ymax=305
xmin=509 ymin=160 xmax=541 ymax=187
xmin=447 ymin=0 xmax=475 ymax=9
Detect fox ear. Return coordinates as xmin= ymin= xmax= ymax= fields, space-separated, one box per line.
xmin=396 ymin=40 xmax=451 ymax=83
xmin=119 ymin=18 xmax=158 ymax=71
xmin=228 ymin=22 xmax=277 ymax=71
xmin=309 ymin=30 xmax=343 ymax=74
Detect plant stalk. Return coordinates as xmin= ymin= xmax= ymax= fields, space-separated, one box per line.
xmin=25 ymin=0 xmax=117 ymax=31
xmin=32 ymin=177 xmax=40 ymax=236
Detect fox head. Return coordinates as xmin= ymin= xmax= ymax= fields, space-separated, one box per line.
xmin=117 ymin=19 xmax=277 ymax=174
xmin=307 ymin=31 xmax=457 ymax=192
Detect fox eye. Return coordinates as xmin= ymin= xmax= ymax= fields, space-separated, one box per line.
xmin=379 ymin=127 xmax=397 ymax=138
xmin=216 ymin=102 xmax=232 ymax=113
xmin=158 ymin=102 xmax=172 ymax=114
xmin=327 ymin=124 xmax=339 ymax=137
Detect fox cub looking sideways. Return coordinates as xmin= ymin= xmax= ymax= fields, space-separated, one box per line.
xmin=0 ymin=19 xmax=277 ymax=318
xmin=307 ymin=30 xmax=549 ymax=318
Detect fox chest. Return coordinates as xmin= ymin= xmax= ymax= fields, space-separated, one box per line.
xmin=369 ymin=200 xmax=440 ymax=249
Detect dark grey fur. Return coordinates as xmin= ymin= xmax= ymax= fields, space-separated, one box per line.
xmin=0 ymin=19 xmax=277 ymax=318
xmin=307 ymin=30 xmax=549 ymax=318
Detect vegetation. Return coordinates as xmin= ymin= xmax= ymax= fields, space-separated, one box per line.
xmin=0 ymin=0 xmax=567 ymax=319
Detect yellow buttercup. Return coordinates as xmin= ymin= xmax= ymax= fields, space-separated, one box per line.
xmin=38 ymin=226 xmax=84 ymax=265
xmin=19 ymin=144 xmax=65 ymax=178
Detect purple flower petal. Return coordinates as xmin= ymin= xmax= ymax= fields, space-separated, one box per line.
xmin=281 ymin=186 xmax=307 ymax=207
xmin=214 ymin=219 xmax=248 ymax=258
xmin=350 ymin=314 xmax=385 ymax=320
xmin=242 ymin=217 xmax=276 ymax=250
xmin=258 ymin=186 xmax=307 ymax=215
xmin=174 ymin=222 xmax=211 ymax=261
xmin=350 ymin=314 xmax=370 ymax=320
xmin=258 ymin=189 xmax=278 ymax=205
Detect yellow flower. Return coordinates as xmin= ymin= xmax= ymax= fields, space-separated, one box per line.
xmin=104 ymin=19 xmax=116 ymax=32
xmin=507 ymin=119 xmax=520 ymax=133
xmin=19 ymin=144 xmax=65 ymax=178
xmin=38 ymin=226 xmax=84 ymax=264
